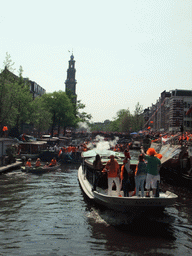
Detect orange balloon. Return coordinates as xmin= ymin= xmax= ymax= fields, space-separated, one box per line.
xmin=2 ymin=126 xmax=8 ymax=131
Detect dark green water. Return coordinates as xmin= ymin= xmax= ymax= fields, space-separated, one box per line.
xmin=0 ymin=159 xmax=192 ymax=255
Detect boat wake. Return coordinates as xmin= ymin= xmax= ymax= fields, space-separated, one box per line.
xmin=86 ymin=208 xmax=109 ymax=226
xmin=87 ymin=206 xmax=141 ymax=225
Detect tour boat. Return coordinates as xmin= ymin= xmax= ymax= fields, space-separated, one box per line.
xmin=78 ymin=149 xmax=178 ymax=213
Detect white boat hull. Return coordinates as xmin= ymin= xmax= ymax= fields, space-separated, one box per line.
xmin=78 ymin=165 xmax=178 ymax=213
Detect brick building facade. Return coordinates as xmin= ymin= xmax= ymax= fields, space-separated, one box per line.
xmin=144 ymin=90 xmax=192 ymax=132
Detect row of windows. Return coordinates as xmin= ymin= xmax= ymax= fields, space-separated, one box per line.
xmin=184 ymin=111 xmax=192 ymax=118
xmin=30 ymin=82 xmax=46 ymax=96
xmin=184 ymin=102 xmax=192 ymax=109
xmin=184 ymin=121 xmax=192 ymax=128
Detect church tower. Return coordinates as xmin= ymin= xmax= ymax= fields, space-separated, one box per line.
xmin=65 ymin=54 xmax=77 ymax=104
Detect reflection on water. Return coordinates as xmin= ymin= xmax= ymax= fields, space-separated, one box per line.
xmin=0 ymin=157 xmax=192 ymax=255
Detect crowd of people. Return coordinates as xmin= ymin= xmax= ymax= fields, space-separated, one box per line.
xmin=23 ymin=129 xmax=192 ymax=194
xmin=25 ymin=157 xmax=58 ymax=169
xmin=92 ymin=146 xmax=162 ymax=198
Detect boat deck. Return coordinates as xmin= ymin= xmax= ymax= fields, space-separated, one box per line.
xmin=96 ymin=187 xmax=174 ymax=199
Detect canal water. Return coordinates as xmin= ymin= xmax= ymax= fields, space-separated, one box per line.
xmin=0 ymin=154 xmax=192 ymax=255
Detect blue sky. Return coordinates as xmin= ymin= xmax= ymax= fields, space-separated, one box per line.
xmin=0 ymin=0 xmax=191 ymax=122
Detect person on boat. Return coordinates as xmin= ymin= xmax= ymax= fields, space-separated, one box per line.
xmin=143 ymin=135 xmax=151 ymax=153
xmin=21 ymin=156 xmax=26 ymax=166
xmin=103 ymin=155 xmax=121 ymax=197
xmin=71 ymin=145 xmax=77 ymax=160
xmin=58 ymin=148 xmax=63 ymax=157
xmin=92 ymin=154 xmax=104 ymax=191
xmin=123 ymin=148 xmax=131 ymax=173
xmin=25 ymin=158 xmax=32 ymax=167
xmin=124 ymin=148 xmax=131 ymax=162
xmin=17 ymin=145 xmax=21 ymax=155
xmin=179 ymin=146 xmax=189 ymax=170
xmin=35 ymin=158 xmax=41 ymax=167
xmin=49 ymin=157 xmax=57 ymax=167
xmin=22 ymin=134 xmax=26 ymax=142
xmin=67 ymin=145 xmax=72 ymax=153
xmin=135 ymin=154 xmax=147 ymax=197
xmin=141 ymin=147 xmax=161 ymax=197
xmin=120 ymin=159 xmax=132 ymax=197
xmin=44 ymin=162 xmax=49 ymax=168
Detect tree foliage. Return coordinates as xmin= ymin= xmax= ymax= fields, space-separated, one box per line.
xmin=3 ymin=52 xmax=15 ymax=72
xmin=13 ymin=67 xmax=34 ymax=129
xmin=41 ymin=91 xmax=77 ymax=135
xmin=66 ymin=91 xmax=92 ymax=124
xmin=76 ymin=100 xmax=92 ymax=123
xmin=132 ymin=102 xmax=144 ymax=131
xmin=0 ymin=55 xmax=33 ymax=132
xmin=31 ymin=96 xmax=52 ymax=135
xmin=109 ymin=109 xmax=131 ymax=132
xmin=91 ymin=103 xmax=144 ymax=133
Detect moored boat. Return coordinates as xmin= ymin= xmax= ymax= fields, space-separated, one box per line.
xmin=17 ymin=141 xmax=48 ymax=159
xmin=78 ymin=149 xmax=178 ymax=214
xmin=130 ymin=140 xmax=141 ymax=150
xmin=160 ymin=143 xmax=192 ymax=187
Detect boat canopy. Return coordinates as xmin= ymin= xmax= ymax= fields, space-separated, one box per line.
xmin=82 ymin=149 xmax=124 ymax=158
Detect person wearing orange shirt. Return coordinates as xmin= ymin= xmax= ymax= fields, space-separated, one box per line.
xmin=22 ymin=134 xmax=26 ymax=141
xmin=25 ymin=158 xmax=32 ymax=167
xmin=71 ymin=146 xmax=76 ymax=153
xmin=58 ymin=148 xmax=62 ymax=157
xmin=123 ymin=149 xmax=131 ymax=164
xmin=104 ymin=155 xmax=121 ymax=196
xmin=62 ymin=147 xmax=67 ymax=153
xmin=49 ymin=157 xmax=57 ymax=167
xmin=67 ymin=145 xmax=72 ymax=153
xmin=35 ymin=158 xmax=41 ymax=167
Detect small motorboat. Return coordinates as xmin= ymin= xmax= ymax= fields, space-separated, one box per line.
xmin=21 ymin=164 xmax=61 ymax=174
xmin=78 ymin=149 xmax=178 ymax=214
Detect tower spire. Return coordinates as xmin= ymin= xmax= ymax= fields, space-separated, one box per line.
xmin=65 ymin=53 xmax=77 ymax=104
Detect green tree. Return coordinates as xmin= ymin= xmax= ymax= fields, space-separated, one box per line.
xmin=108 ymin=104 xmax=144 ymax=133
xmin=76 ymin=100 xmax=92 ymax=123
xmin=0 ymin=54 xmax=34 ymax=134
xmin=66 ymin=90 xmax=92 ymax=124
xmin=13 ymin=66 xmax=34 ymax=132
xmin=117 ymin=109 xmax=131 ymax=132
xmin=132 ymin=102 xmax=144 ymax=131
xmin=42 ymin=91 xmax=76 ymax=136
xmin=109 ymin=109 xmax=131 ymax=132
xmin=31 ymin=96 xmax=52 ymax=136
xmin=0 ymin=54 xmax=16 ymax=131
xmin=3 ymin=52 xmax=15 ymax=72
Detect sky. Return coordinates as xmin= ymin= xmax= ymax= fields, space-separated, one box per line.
xmin=0 ymin=0 xmax=192 ymax=123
